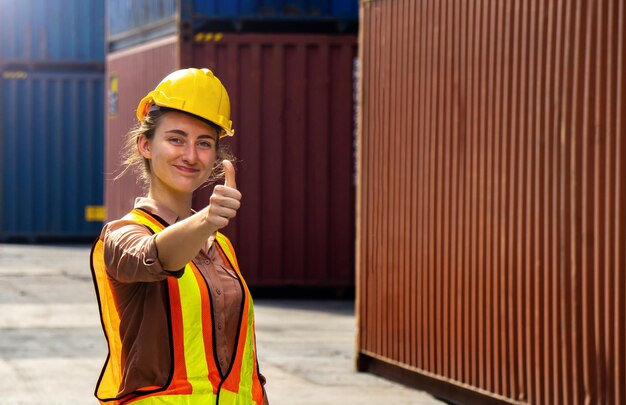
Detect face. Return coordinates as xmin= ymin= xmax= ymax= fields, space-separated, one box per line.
xmin=138 ymin=110 xmax=219 ymax=195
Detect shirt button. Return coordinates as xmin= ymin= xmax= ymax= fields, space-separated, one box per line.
xmin=216 ymin=288 xmax=222 ymax=295
xmin=219 ymin=358 xmax=225 ymax=366
xmin=204 ymin=259 xmax=210 ymax=265
xmin=217 ymin=323 xmax=223 ymax=330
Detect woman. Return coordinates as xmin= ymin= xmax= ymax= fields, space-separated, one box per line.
xmin=90 ymin=68 xmax=268 ymax=404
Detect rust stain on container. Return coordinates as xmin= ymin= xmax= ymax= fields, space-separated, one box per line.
xmin=356 ymin=1 xmax=626 ymax=404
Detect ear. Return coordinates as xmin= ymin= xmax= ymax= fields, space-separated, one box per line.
xmin=137 ymin=135 xmax=152 ymax=159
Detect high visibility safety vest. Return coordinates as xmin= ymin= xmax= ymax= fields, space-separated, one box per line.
xmin=90 ymin=208 xmax=264 ymax=405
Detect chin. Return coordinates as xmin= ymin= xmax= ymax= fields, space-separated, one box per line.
xmin=180 ymin=185 xmax=204 ymax=194
xmin=169 ymin=180 xmax=203 ymax=195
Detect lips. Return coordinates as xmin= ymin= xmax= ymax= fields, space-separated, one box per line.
xmin=173 ymin=165 xmax=200 ymax=174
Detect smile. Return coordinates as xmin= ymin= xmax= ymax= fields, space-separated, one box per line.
xmin=173 ymin=165 xmax=200 ymax=174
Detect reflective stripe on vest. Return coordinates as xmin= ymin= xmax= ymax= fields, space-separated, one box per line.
xmin=90 ymin=209 xmax=263 ymax=405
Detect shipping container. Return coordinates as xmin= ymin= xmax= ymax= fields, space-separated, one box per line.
xmin=357 ymin=1 xmax=626 ymax=404
xmin=0 ymin=0 xmax=105 ymax=241
xmin=192 ymin=34 xmax=357 ymax=287
xmin=0 ymin=69 xmax=105 ymax=242
xmin=105 ymin=36 xmax=179 ymax=221
xmin=104 ymin=33 xmax=357 ymax=288
xmin=0 ymin=0 xmax=105 ymax=63
xmin=190 ymin=0 xmax=358 ymax=32
xmin=108 ymin=0 xmax=177 ymax=37
xmin=107 ymin=0 xmax=358 ymax=51
xmin=191 ymin=0 xmax=357 ymax=21
xmin=107 ymin=0 xmax=178 ymax=51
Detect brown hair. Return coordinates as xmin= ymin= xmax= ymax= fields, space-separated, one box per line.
xmin=116 ymin=107 xmax=236 ymax=188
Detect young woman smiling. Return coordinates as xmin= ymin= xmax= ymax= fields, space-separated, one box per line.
xmin=90 ymin=68 xmax=268 ymax=405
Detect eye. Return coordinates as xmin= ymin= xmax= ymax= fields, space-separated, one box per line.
xmin=168 ymin=137 xmax=184 ymax=145
xmin=197 ymin=140 xmax=214 ymax=150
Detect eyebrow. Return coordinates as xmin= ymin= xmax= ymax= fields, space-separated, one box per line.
xmin=165 ymin=129 xmax=215 ymax=140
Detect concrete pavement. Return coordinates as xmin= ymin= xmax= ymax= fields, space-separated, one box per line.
xmin=0 ymin=244 xmax=444 ymax=405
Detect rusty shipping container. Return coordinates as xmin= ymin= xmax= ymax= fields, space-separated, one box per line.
xmin=105 ymin=33 xmax=357 ymax=288
xmin=357 ymin=1 xmax=626 ymax=404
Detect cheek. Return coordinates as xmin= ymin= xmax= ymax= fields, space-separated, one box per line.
xmin=203 ymin=149 xmax=218 ymax=165
xmin=153 ymin=144 xmax=177 ymax=161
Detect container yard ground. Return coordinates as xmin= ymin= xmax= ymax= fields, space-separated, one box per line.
xmin=0 ymin=244 xmax=444 ymax=405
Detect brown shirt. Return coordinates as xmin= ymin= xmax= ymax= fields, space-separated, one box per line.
xmin=101 ymin=197 xmax=264 ymax=398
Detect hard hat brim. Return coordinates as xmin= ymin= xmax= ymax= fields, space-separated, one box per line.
xmin=136 ymin=91 xmax=234 ymax=138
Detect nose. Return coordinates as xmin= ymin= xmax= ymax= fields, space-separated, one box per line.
xmin=181 ymin=143 xmax=198 ymax=164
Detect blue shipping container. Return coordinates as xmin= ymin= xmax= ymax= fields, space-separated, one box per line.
xmin=0 ymin=69 xmax=104 ymax=241
xmin=0 ymin=0 xmax=105 ymax=62
xmin=108 ymin=0 xmax=177 ymax=37
xmin=192 ymin=0 xmax=358 ymax=20
xmin=107 ymin=0 xmax=357 ymax=40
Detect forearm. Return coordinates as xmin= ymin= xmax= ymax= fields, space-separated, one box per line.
xmin=154 ymin=207 xmax=216 ymax=271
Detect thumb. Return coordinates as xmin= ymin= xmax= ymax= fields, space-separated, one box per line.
xmin=223 ymin=159 xmax=237 ymax=189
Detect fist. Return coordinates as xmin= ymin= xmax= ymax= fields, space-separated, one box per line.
xmin=205 ymin=160 xmax=241 ymax=230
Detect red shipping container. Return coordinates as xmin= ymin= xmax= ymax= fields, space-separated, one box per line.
xmin=105 ymin=36 xmax=179 ymax=221
xmin=104 ymin=33 xmax=357 ymax=288
xmin=357 ymin=1 xmax=626 ymax=404
xmin=191 ymin=34 xmax=357 ymax=287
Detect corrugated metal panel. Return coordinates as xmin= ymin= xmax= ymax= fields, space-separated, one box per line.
xmin=357 ymin=1 xmax=626 ymax=404
xmin=0 ymin=69 xmax=104 ymax=241
xmin=0 ymin=0 xmax=104 ymax=62
xmin=191 ymin=34 xmax=357 ymax=287
xmin=108 ymin=0 xmax=358 ymax=32
xmin=104 ymin=36 xmax=179 ymax=222
xmin=192 ymin=0 xmax=358 ymax=21
xmin=108 ymin=0 xmax=177 ymax=37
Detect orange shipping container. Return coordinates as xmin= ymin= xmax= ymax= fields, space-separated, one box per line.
xmin=356 ymin=1 xmax=626 ymax=404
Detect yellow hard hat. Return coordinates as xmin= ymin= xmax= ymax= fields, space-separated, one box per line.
xmin=136 ymin=68 xmax=234 ymax=137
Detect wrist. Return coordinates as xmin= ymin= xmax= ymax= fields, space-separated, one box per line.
xmin=200 ymin=206 xmax=219 ymax=235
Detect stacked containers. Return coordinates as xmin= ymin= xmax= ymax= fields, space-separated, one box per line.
xmin=0 ymin=0 xmax=105 ymax=242
xmin=105 ymin=1 xmax=358 ymax=288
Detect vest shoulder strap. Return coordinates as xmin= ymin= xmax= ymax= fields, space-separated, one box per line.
xmin=215 ymin=232 xmax=240 ymax=273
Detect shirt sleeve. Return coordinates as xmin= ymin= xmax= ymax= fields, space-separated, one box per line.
xmin=102 ymin=219 xmax=185 ymax=283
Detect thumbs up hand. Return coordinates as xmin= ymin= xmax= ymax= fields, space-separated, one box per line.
xmin=204 ymin=160 xmax=242 ymax=232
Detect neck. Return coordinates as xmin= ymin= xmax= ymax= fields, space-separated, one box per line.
xmin=147 ymin=181 xmax=193 ymax=220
